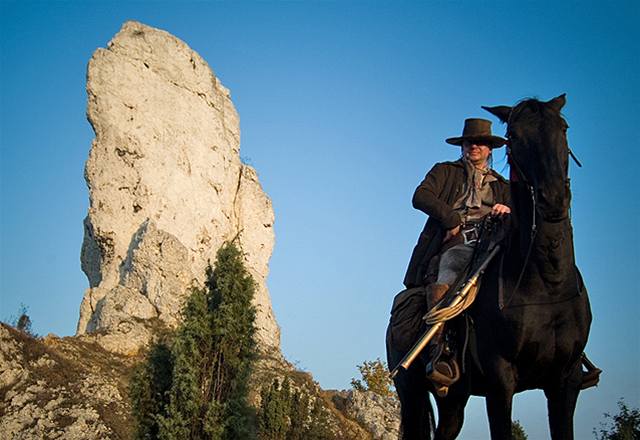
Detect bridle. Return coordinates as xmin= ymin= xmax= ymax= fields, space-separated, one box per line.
xmin=504 ymin=108 xmax=581 ymax=221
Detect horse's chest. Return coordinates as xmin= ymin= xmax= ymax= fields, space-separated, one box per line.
xmin=475 ymin=306 xmax=578 ymax=355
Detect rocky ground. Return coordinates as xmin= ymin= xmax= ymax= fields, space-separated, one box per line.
xmin=0 ymin=324 xmax=135 ymax=439
xmin=0 ymin=324 xmax=400 ymax=439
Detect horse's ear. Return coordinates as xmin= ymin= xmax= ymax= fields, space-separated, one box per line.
xmin=482 ymin=105 xmax=511 ymax=123
xmin=547 ymin=94 xmax=566 ymax=112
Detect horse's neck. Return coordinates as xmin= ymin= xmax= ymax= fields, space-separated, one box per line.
xmin=509 ymin=204 xmax=577 ymax=291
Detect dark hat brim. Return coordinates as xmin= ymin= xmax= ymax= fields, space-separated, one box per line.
xmin=445 ymin=135 xmax=507 ymax=148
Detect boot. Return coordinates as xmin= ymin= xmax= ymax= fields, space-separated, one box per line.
xmin=424 ymin=284 xmax=460 ymax=396
xmin=424 ymin=283 xmax=450 ymax=357
xmin=426 ymin=283 xmax=450 ymax=311
xmin=426 ymin=340 xmax=460 ymax=397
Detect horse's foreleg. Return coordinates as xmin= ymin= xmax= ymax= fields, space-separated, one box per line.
xmin=394 ymin=365 xmax=434 ymax=440
xmin=388 ymin=332 xmax=435 ymax=440
xmin=544 ymin=367 xmax=581 ymax=440
xmin=434 ymin=390 xmax=470 ymax=440
xmin=485 ymin=363 xmax=516 ymax=440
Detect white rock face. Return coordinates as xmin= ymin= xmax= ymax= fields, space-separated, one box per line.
xmin=342 ymin=390 xmax=401 ymax=440
xmin=77 ymin=21 xmax=279 ymax=354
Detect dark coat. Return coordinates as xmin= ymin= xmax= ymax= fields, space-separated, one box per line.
xmin=403 ymin=159 xmax=510 ymax=287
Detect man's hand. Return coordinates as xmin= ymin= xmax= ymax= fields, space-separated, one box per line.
xmin=444 ymin=225 xmax=460 ymax=243
xmin=491 ymin=204 xmax=511 ymax=217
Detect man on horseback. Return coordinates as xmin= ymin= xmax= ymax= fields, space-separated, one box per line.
xmin=389 ymin=97 xmax=601 ymax=440
xmin=404 ymin=118 xmax=511 ymax=395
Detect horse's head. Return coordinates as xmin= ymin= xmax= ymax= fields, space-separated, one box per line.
xmin=483 ymin=94 xmax=571 ymax=222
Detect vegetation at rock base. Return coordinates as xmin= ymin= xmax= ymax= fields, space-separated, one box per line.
xmin=350 ymin=358 xmax=395 ymax=399
xmin=512 ymin=420 xmax=528 ymax=440
xmin=593 ymin=399 xmax=640 ymax=440
xmin=130 ymin=242 xmax=258 ymax=439
xmin=130 ymin=335 xmax=173 ymax=439
xmin=257 ymin=376 xmax=333 ymax=440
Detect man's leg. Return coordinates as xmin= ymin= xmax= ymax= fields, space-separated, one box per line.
xmin=425 ymin=243 xmax=475 ymax=395
xmin=436 ymin=243 xmax=475 ymax=286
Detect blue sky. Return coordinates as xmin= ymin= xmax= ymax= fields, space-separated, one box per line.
xmin=1 ymin=1 xmax=638 ymax=438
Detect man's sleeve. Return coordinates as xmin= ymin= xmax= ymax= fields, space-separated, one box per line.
xmin=412 ymin=163 xmax=461 ymax=230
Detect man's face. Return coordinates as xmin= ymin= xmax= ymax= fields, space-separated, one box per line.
xmin=462 ymin=140 xmax=491 ymax=165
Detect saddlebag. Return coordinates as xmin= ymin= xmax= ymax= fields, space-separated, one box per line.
xmin=388 ymin=286 xmax=428 ymax=352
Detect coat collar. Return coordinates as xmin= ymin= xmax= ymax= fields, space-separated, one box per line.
xmin=446 ymin=159 xmax=508 ymax=184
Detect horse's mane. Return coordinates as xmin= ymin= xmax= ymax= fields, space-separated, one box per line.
xmin=510 ymin=97 xmax=568 ymax=130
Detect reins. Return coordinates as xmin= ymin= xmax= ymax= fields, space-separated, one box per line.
xmin=569 ymin=148 xmax=583 ymax=168
xmin=503 ymin=148 xmax=537 ymax=309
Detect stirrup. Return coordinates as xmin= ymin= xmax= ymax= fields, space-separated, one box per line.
xmin=581 ymin=353 xmax=602 ymax=390
xmin=426 ymin=357 xmax=460 ymax=397
xmin=581 ymin=367 xmax=602 ymax=389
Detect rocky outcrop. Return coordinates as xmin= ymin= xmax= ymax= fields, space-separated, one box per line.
xmin=77 ymin=21 xmax=279 ymax=355
xmin=1 ymin=21 xmax=403 ymax=440
xmin=337 ymin=390 xmax=401 ymax=440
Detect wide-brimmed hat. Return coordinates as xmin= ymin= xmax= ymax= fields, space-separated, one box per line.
xmin=445 ymin=118 xmax=506 ymax=148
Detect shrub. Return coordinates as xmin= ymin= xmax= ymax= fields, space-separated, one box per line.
xmin=594 ymin=399 xmax=640 ymax=440
xmin=350 ymin=358 xmax=395 ymax=399
xmin=512 ymin=419 xmax=528 ymax=440
xmin=257 ymin=376 xmax=333 ymax=440
xmin=7 ymin=304 xmax=35 ymax=336
xmin=286 ymin=387 xmax=309 ymax=440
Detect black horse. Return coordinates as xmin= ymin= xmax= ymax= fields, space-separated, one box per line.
xmin=387 ymin=95 xmax=592 ymax=439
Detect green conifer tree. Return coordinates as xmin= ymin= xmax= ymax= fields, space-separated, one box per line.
xmin=143 ymin=242 xmax=257 ymax=440
xmin=158 ymin=285 xmax=213 ymax=439
xmin=286 ymin=388 xmax=308 ymax=440
xmin=258 ymin=378 xmax=290 ymax=440
xmin=205 ymin=243 xmax=257 ymax=439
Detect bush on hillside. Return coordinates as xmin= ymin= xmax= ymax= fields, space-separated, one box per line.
xmin=350 ymin=358 xmax=395 ymax=399
xmin=257 ymin=376 xmax=333 ymax=440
